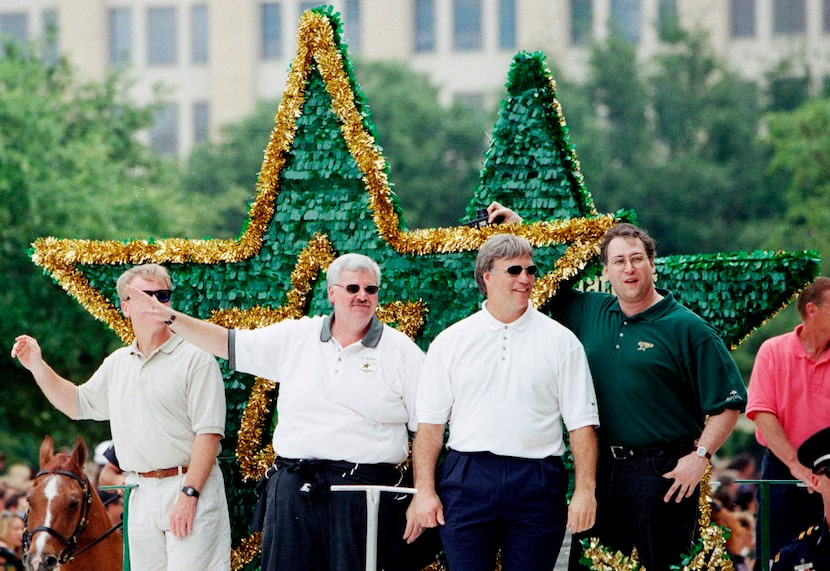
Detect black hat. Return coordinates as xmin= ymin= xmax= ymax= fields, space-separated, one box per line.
xmin=798 ymin=427 xmax=830 ymax=474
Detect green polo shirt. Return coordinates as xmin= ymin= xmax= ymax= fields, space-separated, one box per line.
xmin=552 ymin=289 xmax=746 ymax=448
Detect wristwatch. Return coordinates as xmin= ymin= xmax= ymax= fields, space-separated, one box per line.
xmin=695 ymin=445 xmax=712 ymax=460
xmin=181 ymin=485 xmax=200 ymax=499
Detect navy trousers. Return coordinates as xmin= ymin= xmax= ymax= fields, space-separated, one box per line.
xmin=437 ymin=450 xmax=568 ymax=571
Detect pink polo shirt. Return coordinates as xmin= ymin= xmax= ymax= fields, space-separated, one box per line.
xmin=747 ymin=325 xmax=830 ymax=449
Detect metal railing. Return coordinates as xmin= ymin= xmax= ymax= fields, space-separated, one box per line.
xmin=735 ymin=478 xmax=804 ymax=571
xmin=100 ymin=484 xmax=138 ymax=571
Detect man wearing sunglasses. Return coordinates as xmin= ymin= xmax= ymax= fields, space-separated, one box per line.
xmin=11 ymin=263 xmax=231 ymax=570
xmin=404 ymin=234 xmax=600 ymax=571
xmin=122 ymin=253 xmax=426 ymax=571
xmin=771 ymin=425 xmax=830 ymax=570
xmin=484 ymin=205 xmax=746 ymax=570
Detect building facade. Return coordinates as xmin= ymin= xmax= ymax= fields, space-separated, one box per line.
xmin=2 ymin=0 xmax=829 ymax=157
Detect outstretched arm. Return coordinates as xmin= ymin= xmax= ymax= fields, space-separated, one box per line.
xmin=125 ymin=285 xmax=230 ymax=359
xmin=11 ymin=335 xmax=78 ymax=418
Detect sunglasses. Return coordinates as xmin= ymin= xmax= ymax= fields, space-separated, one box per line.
xmin=142 ymin=289 xmax=173 ymax=303
xmin=492 ymin=264 xmax=538 ymax=276
xmin=333 ymin=284 xmax=379 ymax=295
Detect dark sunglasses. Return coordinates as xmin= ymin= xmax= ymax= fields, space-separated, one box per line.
xmin=333 ymin=284 xmax=379 ymax=295
xmin=492 ymin=264 xmax=538 ymax=276
xmin=143 ymin=289 xmax=173 ymax=303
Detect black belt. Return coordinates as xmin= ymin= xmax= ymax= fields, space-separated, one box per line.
xmin=608 ymin=442 xmax=692 ymax=460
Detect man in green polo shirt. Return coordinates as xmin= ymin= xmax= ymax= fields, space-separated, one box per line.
xmin=551 ymin=222 xmax=747 ymax=570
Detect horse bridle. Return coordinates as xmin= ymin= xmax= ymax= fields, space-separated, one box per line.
xmin=24 ymin=467 xmax=121 ymax=566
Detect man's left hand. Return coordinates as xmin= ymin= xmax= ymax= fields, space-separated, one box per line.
xmin=567 ymin=488 xmax=597 ymax=533
xmin=662 ymin=452 xmax=708 ymax=503
xmin=169 ymin=494 xmax=198 ymax=538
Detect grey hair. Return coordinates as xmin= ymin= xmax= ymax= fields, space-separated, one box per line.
xmin=326 ymin=253 xmax=381 ymax=286
xmin=116 ymin=264 xmax=173 ymax=300
xmin=474 ymin=234 xmax=533 ymax=295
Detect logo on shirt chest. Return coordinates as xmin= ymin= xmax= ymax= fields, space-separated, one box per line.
xmin=359 ymin=357 xmax=378 ymax=374
xmin=637 ymin=341 xmax=654 ymax=352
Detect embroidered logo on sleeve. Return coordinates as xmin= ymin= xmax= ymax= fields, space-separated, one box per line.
xmin=637 ymin=341 xmax=654 ymax=351
xmin=359 ymin=357 xmax=378 ymax=374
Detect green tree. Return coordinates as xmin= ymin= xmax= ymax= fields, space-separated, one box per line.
xmin=0 ymin=44 xmax=209 ymax=465
xmin=561 ymin=30 xmax=780 ymax=256
xmin=763 ymin=97 xmax=830 ymax=272
xmin=354 ymin=61 xmax=493 ymax=228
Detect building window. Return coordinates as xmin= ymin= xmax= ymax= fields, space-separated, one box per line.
xmin=570 ymin=0 xmax=592 ymax=46
xmin=0 ymin=13 xmax=28 ymax=46
xmin=414 ymin=0 xmax=435 ymax=52
xmin=42 ymin=9 xmax=59 ymax=64
xmin=109 ymin=8 xmax=132 ymax=65
xmin=150 ymin=103 xmax=179 ymax=156
xmin=657 ymin=0 xmax=679 ymax=40
xmin=610 ymin=0 xmax=642 ymax=43
xmin=773 ymin=0 xmax=805 ymax=35
xmin=261 ymin=3 xmax=281 ymax=59
xmin=193 ymin=102 xmax=210 ymax=145
xmin=730 ymin=0 xmax=755 ymax=38
xmin=499 ymin=0 xmax=516 ymax=49
xmin=147 ymin=7 xmax=177 ymax=65
xmin=453 ymin=0 xmax=482 ymax=51
xmin=191 ymin=4 xmax=208 ymax=64
xmin=344 ymin=0 xmax=360 ymax=53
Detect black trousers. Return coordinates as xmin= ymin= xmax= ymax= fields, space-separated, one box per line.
xmin=259 ymin=459 xmax=408 ymax=571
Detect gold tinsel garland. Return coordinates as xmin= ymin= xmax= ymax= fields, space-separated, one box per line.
xmin=28 ymin=10 xmax=732 ymax=571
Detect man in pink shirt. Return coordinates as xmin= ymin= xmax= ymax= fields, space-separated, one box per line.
xmin=747 ymin=277 xmax=830 ymax=566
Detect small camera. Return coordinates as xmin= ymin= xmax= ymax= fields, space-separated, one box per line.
xmin=464 ymin=208 xmax=504 ymax=229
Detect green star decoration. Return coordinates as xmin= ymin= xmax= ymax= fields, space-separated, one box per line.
xmin=28 ymin=6 xmax=819 ymax=570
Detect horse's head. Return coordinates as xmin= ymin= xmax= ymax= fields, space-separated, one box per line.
xmin=24 ymin=436 xmax=92 ymax=571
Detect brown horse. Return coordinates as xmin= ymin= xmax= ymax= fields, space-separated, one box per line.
xmin=24 ymin=436 xmax=123 ymax=571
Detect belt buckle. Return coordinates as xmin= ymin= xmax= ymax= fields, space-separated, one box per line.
xmin=154 ymin=469 xmax=167 ymax=478
xmin=610 ymin=446 xmax=632 ymax=460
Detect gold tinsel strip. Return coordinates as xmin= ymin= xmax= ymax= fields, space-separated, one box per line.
xmin=230 ymin=531 xmax=262 ymax=571
xmin=236 ymin=377 xmax=278 ymax=481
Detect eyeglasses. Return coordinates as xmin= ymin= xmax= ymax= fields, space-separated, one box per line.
xmin=333 ymin=284 xmax=379 ymax=295
xmin=140 ymin=289 xmax=173 ymax=303
xmin=491 ymin=265 xmax=538 ymax=276
xmin=609 ymin=255 xmax=649 ymax=270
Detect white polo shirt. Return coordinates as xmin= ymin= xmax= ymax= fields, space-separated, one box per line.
xmin=417 ymin=302 xmax=599 ymax=458
xmin=76 ymin=335 xmax=227 ymax=473
xmin=230 ymin=314 xmax=424 ymax=464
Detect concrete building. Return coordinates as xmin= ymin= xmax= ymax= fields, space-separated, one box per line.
xmin=2 ymin=0 xmax=829 ymax=157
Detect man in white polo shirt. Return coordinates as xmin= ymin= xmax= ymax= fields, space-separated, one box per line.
xmin=123 ymin=253 xmax=425 ymax=571
xmin=403 ymin=234 xmax=599 ymax=571
xmin=12 ymin=263 xmax=231 ymax=570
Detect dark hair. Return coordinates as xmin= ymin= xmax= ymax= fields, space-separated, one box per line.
xmin=600 ymin=223 xmax=657 ymax=264
xmin=796 ymin=277 xmax=830 ymax=319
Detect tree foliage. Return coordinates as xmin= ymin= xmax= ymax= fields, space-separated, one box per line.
xmin=0 ymin=45 xmax=213 ymax=465
xmin=559 ymin=30 xmax=782 ymax=255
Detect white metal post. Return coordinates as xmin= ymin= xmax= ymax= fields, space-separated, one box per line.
xmin=330 ymin=484 xmax=417 ymax=571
